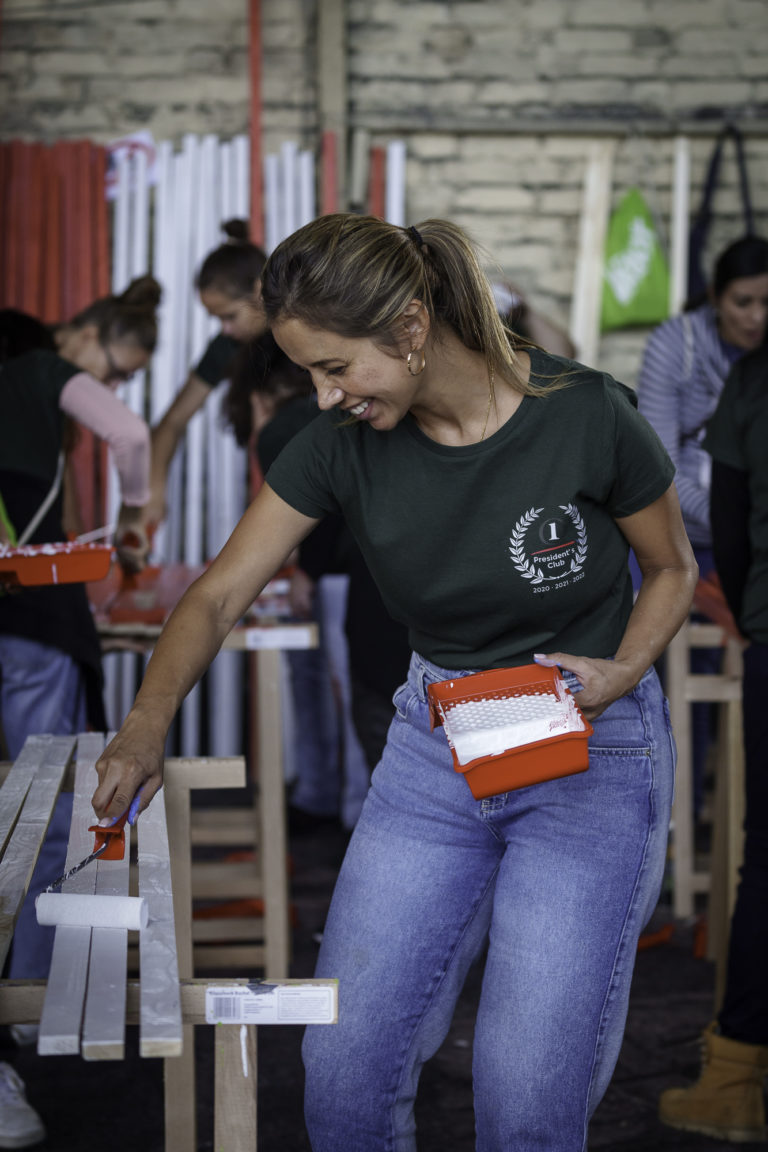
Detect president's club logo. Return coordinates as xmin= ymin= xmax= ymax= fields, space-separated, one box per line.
xmin=509 ymin=504 xmax=587 ymax=591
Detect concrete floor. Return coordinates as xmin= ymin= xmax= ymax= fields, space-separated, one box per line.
xmin=5 ymin=818 xmax=766 ymax=1152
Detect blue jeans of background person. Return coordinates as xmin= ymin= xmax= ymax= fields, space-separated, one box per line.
xmin=0 ymin=634 xmax=85 ymax=978
xmin=718 ymin=640 xmax=768 ymax=1044
xmin=304 ymin=652 xmax=675 ymax=1152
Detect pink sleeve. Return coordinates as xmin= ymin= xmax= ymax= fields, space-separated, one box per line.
xmin=59 ymin=372 xmax=150 ymax=506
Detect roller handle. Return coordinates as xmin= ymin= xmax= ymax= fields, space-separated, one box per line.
xmin=87 ymin=807 xmax=130 ymax=861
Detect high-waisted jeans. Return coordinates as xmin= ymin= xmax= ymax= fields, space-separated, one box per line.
xmin=304 ymin=652 xmax=675 ymax=1152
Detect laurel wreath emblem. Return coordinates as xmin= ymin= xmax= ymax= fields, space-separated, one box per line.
xmin=509 ymin=507 xmax=545 ymax=583
xmin=509 ymin=504 xmax=587 ymax=584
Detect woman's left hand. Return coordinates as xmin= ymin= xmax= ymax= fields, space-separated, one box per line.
xmin=533 ymin=652 xmax=640 ymax=721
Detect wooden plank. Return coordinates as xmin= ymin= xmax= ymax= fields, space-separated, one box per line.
xmin=193 ymin=944 xmax=266 ymax=970
xmin=164 ymin=757 xmax=246 ymax=791
xmin=257 ymin=649 xmax=290 ymax=977
xmin=0 ymin=740 xmax=45 ymax=854
xmin=193 ymin=919 xmax=264 ymax=943
xmin=0 ymin=735 xmax=74 ymax=971
xmin=137 ymin=789 xmax=183 ymax=1057
xmin=81 ymin=820 xmax=133 ymax=1060
xmin=163 ymin=768 xmax=196 ymax=1152
xmin=190 ymin=807 xmax=255 ymax=846
xmin=39 ymin=733 xmax=104 ymax=1056
xmin=1 ymin=977 xmax=336 ymax=1027
xmin=191 ymin=862 xmax=262 ymax=900
xmin=214 ymin=1024 xmax=257 ymax=1150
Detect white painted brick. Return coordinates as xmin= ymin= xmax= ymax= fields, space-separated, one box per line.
xmin=568 ymin=0 xmax=657 ymax=26
xmin=672 ymin=80 xmax=753 ymax=106
xmin=455 ymin=185 xmax=537 ymax=212
xmin=552 ymin=29 xmax=634 ymax=53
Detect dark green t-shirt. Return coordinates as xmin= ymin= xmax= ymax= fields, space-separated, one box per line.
xmin=0 ymin=348 xmax=77 ymax=486
xmin=193 ymin=333 xmax=239 ymax=388
xmin=266 ymin=350 xmax=674 ymax=670
xmin=703 ymin=347 xmax=768 ymax=643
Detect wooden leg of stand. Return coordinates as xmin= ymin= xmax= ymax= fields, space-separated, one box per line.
xmin=214 ymin=1024 xmax=257 ymax=1150
xmin=256 ymin=648 xmax=290 ymax=978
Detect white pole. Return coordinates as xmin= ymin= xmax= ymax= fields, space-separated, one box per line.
xmin=298 ymin=150 xmax=316 ymax=227
xmin=349 ymin=127 xmax=370 ymax=212
xmin=233 ymin=135 xmax=250 ymax=222
xmin=569 ymin=140 xmax=615 ymax=369
xmin=264 ymin=154 xmax=281 ymax=253
xmin=385 ymin=139 xmax=407 ymax=226
xmin=280 ymin=140 xmax=298 ymax=240
xmin=670 ymin=136 xmax=691 ymax=316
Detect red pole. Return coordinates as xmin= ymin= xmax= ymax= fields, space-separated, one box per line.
xmin=368 ymin=146 xmax=386 ymax=219
xmin=41 ymin=145 xmax=62 ymax=324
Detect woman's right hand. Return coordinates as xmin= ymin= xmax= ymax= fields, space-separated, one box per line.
xmin=91 ymin=717 xmax=166 ymax=822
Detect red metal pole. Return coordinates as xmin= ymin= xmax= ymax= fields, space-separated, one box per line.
xmin=41 ymin=145 xmax=62 ymax=324
xmin=368 ymin=145 xmax=386 ymax=219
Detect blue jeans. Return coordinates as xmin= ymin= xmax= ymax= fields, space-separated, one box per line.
xmin=0 ymin=634 xmax=85 ymax=978
xmin=304 ymin=652 xmax=675 ymax=1152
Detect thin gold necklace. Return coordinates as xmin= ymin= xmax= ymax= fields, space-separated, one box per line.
xmin=480 ymin=365 xmax=496 ymax=441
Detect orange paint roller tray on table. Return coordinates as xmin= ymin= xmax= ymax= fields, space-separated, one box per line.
xmin=0 ymin=541 xmax=113 ymax=587
xmin=427 ymin=664 xmax=593 ymax=800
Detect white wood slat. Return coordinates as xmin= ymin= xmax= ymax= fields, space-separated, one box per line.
xmin=0 ymin=737 xmax=47 ymax=855
xmin=137 ymin=789 xmax=183 ymax=1056
xmin=0 ymin=735 xmax=74 ymax=971
xmin=39 ymin=732 xmax=104 ymax=1055
xmin=81 ymin=838 xmax=132 ymax=1060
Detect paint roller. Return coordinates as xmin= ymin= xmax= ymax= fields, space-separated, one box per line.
xmin=35 ymin=892 xmax=148 ymax=930
xmin=36 ymin=789 xmax=148 ymax=931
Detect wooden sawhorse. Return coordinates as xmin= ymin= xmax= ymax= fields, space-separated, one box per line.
xmin=666 ymin=619 xmax=745 ymax=1007
xmin=0 ymin=733 xmax=335 ymax=1150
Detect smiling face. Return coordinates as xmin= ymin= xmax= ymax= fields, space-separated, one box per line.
xmin=715 ymin=273 xmax=768 ymax=351
xmin=200 ymin=284 xmax=268 ymax=343
xmin=272 ymin=316 xmax=423 ymax=431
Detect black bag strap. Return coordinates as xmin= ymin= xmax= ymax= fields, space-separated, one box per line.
xmin=687 ymin=124 xmax=755 ymax=302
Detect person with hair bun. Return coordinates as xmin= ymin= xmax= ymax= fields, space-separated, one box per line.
xmin=0 ymin=276 xmax=160 ymax=1147
xmin=92 ymin=214 xmax=697 ymax=1151
xmin=146 ymin=218 xmax=274 ymax=525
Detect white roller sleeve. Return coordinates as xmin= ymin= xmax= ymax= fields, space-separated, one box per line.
xmin=35 ymin=893 xmax=148 ymax=931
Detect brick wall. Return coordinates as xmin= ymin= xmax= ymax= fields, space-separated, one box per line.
xmin=2 ymin=0 xmax=767 ymax=382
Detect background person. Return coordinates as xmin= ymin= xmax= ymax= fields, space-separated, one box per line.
xmin=0 ymin=276 xmax=160 ymax=1148
xmin=659 ymin=343 xmax=768 ymax=1142
xmin=91 ymin=214 xmax=697 ymax=1151
xmin=636 ymin=234 xmax=768 ymax=813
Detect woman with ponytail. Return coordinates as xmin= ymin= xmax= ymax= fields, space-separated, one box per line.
xmin=93 ymin=215 xmax=697 ymax=1151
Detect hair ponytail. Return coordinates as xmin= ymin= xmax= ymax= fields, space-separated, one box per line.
xmin=262 ymin=214 xmax=539 ymax=395
xmin=68 ymin=275 xmax=162 ymax=352
xmin=196 ymin=219 xmax=267 ymax=299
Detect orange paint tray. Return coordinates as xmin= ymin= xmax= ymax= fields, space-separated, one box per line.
xmin=0 ymin=542 xmax=113 ymax=587
xmin=427 ymin=664 xmax=593 ymax=799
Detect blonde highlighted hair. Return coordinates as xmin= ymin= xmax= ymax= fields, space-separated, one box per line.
xmin=262 ymin=214 xmax=546 ymax=396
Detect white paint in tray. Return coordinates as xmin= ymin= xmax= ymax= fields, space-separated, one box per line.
xmin=442 ymin=690 xmax=585 ymax=766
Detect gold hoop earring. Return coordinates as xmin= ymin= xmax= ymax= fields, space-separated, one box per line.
xmin=407 ymin=348 xmax=426 ymax=376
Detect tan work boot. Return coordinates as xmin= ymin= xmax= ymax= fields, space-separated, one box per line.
xmin=659 ymin=1022 xmax=768 ymax=1143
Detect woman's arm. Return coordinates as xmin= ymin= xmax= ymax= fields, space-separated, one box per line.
xmin=59 ymin=372 xmax=150 ymax=505
xmin=535 ymin=485 xmax=698 ymax=720
xmin=636 ymin=324 xmax=710 ymax=539
xmin=91 ymin=484 xmax=320 ymax=820
xmin=147 ymin=373 xmax=212 ymax=524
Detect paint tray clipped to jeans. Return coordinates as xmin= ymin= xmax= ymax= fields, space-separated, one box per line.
xmin=427 ymin=664 xmax=593 ymax=799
